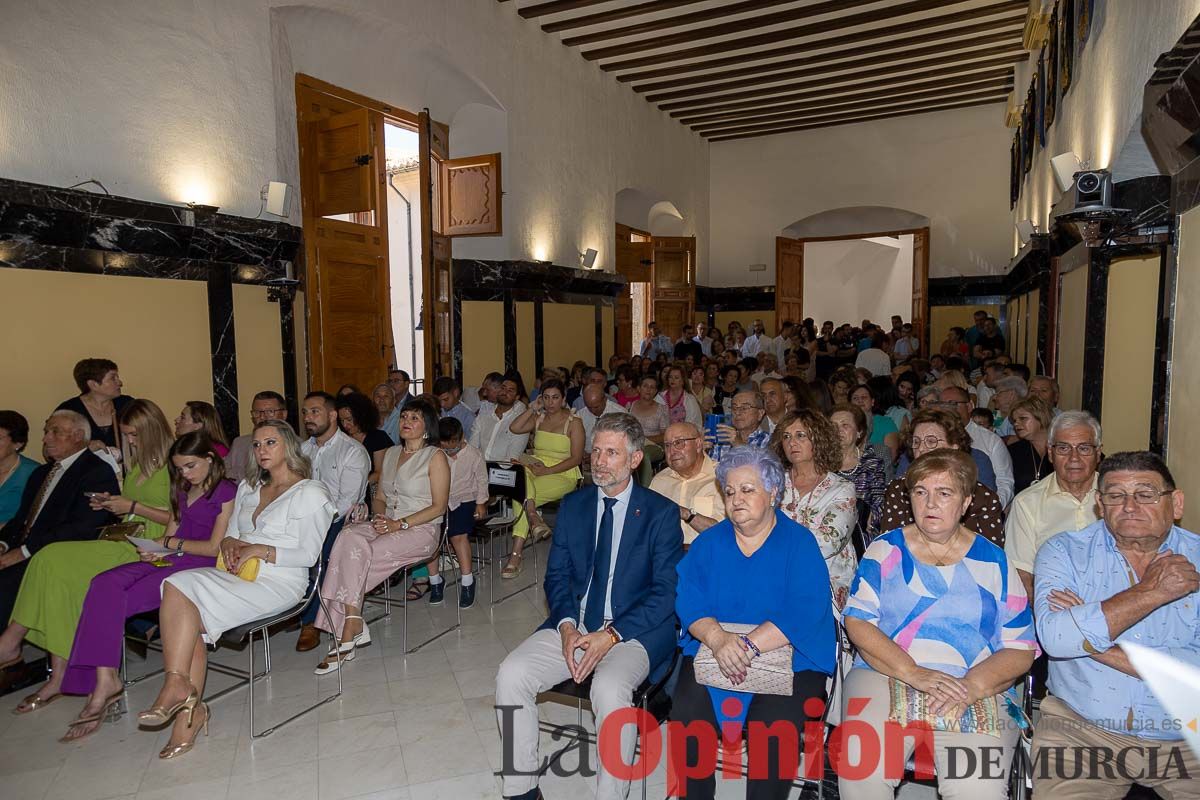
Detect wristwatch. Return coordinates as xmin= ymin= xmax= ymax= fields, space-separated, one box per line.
xmin=399 ymin=518 xmax=411 ymax=530
xmin=684 ymin=509 xmax=696 ymax=524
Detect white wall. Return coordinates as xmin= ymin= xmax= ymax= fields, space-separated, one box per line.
xmin=708 ymin=103 xmax=1012 ymax=286
xmin=1015 ymin=0 xmax=1200 ymax=244
xmin=804 ymin=236 xmax=914 ymax=326
xmin=0 ymin=0 xmax=710 ymax=275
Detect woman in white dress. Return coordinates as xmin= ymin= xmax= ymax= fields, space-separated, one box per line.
xmin=137 ymin=420 xmax=334 ymax=759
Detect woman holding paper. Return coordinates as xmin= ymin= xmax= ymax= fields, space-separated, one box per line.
xmin=0 ymin=398 xmax=172 ymax=715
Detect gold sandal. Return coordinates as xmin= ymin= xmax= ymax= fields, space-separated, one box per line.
xmin=159 ymin=702 xmax=210 ymax=759
xmin=58 ymin=690 xmax=125 ymax=744
xmin=137 ymin=670 xmax=199 ymax=727
xmin=501 ymin=553 xmax=523 ymax=579
xmin=12 ymin=691 xmax=62 ymax=715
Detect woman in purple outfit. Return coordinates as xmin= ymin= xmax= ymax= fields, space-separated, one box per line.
xmin=57 ymin=432 xmax=235 ymax=743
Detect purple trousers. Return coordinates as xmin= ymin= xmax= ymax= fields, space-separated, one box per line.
xmin=61 ymin=555 xmax=215 ymax=696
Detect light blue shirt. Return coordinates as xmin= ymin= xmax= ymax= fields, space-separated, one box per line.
xmin=441 ymin=402 xmax=475 ymax=441
xmin=641 ymin=334 xmax=673 ymax=361
xmin=379 ymin=406 xmax=401 ymax=444
xmin=1034 ymin=520 xmax=1200 ymax=740
xmin=577 ymin=479 xmax=635 ymax=630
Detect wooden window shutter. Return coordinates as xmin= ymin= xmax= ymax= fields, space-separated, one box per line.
xmin=312 ymin=107 xmax=377 ymax=218
xmin=439 ymin=153 xmax=503 ymax=237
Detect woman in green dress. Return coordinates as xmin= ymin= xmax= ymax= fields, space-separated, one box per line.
xmin=0 ymin=398 xmax=173 ymax=714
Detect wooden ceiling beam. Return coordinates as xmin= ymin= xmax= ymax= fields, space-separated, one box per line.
xmin=519 ymin=0 xmax=612 ymax=19
xmin=663 ymin=51 xmax=1024 ymax=113
xmin=693 ymin=81 xmax=1014 ymax=134
xmin=678 ymin=66 xmax=1013 ymax=123
xmin=647 ymin=38 xmax=1021 ymax=103
xmin=706 ymin=96 xmax=1008 ymax=141
xmin=601 ymin=0 xmax=1025 ymax=72
xmin=563 ymin=0 xmax=849 ymax=47
xmin=543 ymin=0 xmax=709 ymax=33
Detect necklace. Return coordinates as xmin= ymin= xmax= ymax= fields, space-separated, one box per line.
xmin=1030 ymin=443 xmax=1044 ymax=483
xmin=915 ymin=526 xmax=961 ymax=566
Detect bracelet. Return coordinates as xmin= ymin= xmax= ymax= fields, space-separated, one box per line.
xmin=176 ymin=537 xmax=184 ymax=553
xmin=604 ymin=625 xmax=620 ymax=646
xmin=740 ymin=635 xmax=761 ymax=658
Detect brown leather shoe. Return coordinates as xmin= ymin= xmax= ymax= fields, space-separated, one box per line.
xmin=295 ymin=625 xmax=321 ymax=652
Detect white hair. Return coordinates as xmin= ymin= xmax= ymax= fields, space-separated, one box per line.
xmin=1049 ymin=410 xmax=1101 ymax=445
xmin=48 ymin=409 xmax=91 ymax=442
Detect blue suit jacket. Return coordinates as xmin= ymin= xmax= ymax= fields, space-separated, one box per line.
xmin=540 ymin=481 xmax=683 ymax=681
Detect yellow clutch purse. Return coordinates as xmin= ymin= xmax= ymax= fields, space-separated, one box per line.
xmin=216 ymin=551 xmax=262 ymax=581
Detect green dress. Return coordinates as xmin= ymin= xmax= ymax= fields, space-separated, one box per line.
xmin=11 ymin=464 xmax=170 ymax=658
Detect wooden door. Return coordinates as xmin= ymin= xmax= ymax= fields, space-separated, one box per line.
xmin=296 ymin=81 xmax=393 ymax=394
xmin=615 ymin=223 xmax=653 ymax=357
xmin=420 ymin=113 xmax=453 ymax=383
xmin=911 ymin=228 xmax=930 ymax=356
xmin=651 ymin=236 xmax=695 ymax=341
xmin=775 ymin=236 xmax=804 ymax=331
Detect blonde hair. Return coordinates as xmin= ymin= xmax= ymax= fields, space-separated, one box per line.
xmin=119 ymin=399 xmax=174 ymax=479
xmin=1010 ymin=396 xmax=1052 ymax=432
xmin=245 ymin=420 xmax=311 ymax=488
xmin=937 ymin=370 xmax=970 ymax=392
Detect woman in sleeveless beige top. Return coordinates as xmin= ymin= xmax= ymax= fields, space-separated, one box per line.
xmin=313 ymin=400 xmax=449 ymax=673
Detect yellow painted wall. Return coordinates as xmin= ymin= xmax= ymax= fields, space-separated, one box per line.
xmin=1026 ymin=288 xmax=1040 ymax=372
xmin=0 ymin=270 xmax=212 ymax=440
xmin=930 ymin=304 xmax=1000 ymax=348
xmin=1057 ymin=266 xmax=1089 ymax=412
xmin=543 ymin=303 xmax=596 ymax=370
xmin=460 ymin=300 xmax=505 ymax=388
xmin=713 ymin=310 xmax=774 ymax=336
xmin=1170 ymin=208 xmax=1200 ymax=528
xmin=602 ymin=305 xmax=615 ymax=366
xmin=1101 ymin=255 xmax=1159 ymax=454
xmin=233 ymin=285 xmax=285 ymax=434
xmin=516 ymin=301 xmax=535 ymax=387
xmin=1006 ymin=296 xmax=1022 ymax=360
xmin=295 ymin=289 xmax=309 ymax=395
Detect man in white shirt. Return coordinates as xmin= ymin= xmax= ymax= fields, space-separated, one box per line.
xmin=571 ymin=368 xmax=609 ymax=411
xmin=740 ymin=318 xmax=772 ymax=358
xmin=750 ymin=353 xmax=783 ymax=386
xmin=576 ymin=384 xmax=624 ymax=454
xmin=468 ymin=376 xmax=530 ymax=461
xmin=296 ymin=391 xmax=370 ymax=651
xmin=693 ymin=321 xmax=713 ymax=357
xmin=940 ymin=386 xmax=1014 ymax=506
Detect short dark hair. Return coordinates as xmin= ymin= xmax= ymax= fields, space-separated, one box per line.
xmin=0 ymin=410 xmax=30 ymax=448
xmin=72 ymin=358 xmax=119 ymax=393
xmin=585 ymin=367 xmax=606 ymax=381
xmin=335 ymin=392 xmax=379 ymax=433
xmin=539 ymin=378 xmax=566 ymax=397
xmin=482 ymin=371 xmax=504 ymax=387
xmin=389 ymin=368 xmax=411 ymax=381
xmin=431 ymin=376 xmax=460 ymax=396
xmin=1008 ymin=363 xmax=1031 ymax=381
xmin=304 ymin=391 xmax=337 ymax=410
xmin=253 ymin=390 xmax=286 ymax=406
xmin=1098 ymin=451 xmax=1176 ymax=491
xmin=438 ymin=416 xmax=464 ymax=442
xmin=399 ymin=398 xmax=441 ymax=443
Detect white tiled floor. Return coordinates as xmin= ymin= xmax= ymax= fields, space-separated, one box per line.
xmin=0 ymin=540 xmax=935 ymax=800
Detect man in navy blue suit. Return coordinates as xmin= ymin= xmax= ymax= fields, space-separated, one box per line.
xmin=496 ymin=413 xmax=683 ymax=800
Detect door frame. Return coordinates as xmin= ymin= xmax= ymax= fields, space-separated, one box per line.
xmin=776 ymin=226 xmax=931 ymax=354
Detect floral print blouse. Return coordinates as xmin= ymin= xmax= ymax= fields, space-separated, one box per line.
xmin=780 ymin=473 xmax=859 ymax=612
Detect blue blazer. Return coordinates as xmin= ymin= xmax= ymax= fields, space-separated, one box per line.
xmin=540 ymin=481 xmax=683 ymax=681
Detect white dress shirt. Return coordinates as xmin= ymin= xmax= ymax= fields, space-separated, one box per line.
xmin=741 ymin=333 xmax=768 ymax=358
xmin=575 ymin=479 xmax=635 ymax=630
xmin=301 ymin=428 xmax=370 ymax=519
xmin=967 ymin=420 xmax=1014 ymax=506
xmin=469 ymin=401 xmax=530 ymax=461
xmin=693 ymin=335 xmax=712 ymax=357
xmin=575 ymin=399 xmax=625 ymax=451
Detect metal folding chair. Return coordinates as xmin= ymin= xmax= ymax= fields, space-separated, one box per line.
xmin=471 ymin=461 xmax=540 ymax=605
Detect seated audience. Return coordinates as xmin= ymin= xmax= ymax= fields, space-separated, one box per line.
xmin=988 ymin=375 xmax=1027 ymax=438
xmin=226 ymin=391 xmax=287 ymax=482
xmin=569 ymin=367 xmax=609 ymax=411
xmin=689 ymin=365 xmax=715 ymax=414
xmin=55 ymin=433 xmax=235 ymax=741
xmin=892 ymin=322 xmax=919 ymax=362
xmin=649 ymin=422 xmax=724 ymax=547
xmin=749 ymin=351 xmax=782 ymax=385
xmin=829 ymin=403 xmax=887 ymax=540
xmin=576 ymin=383 xmax=624 ymax=456
xmin=423 ymin=417 xmax=487 ymax=608
xmin=712 ymin=365 xmax=741 ymax=415
xmin=373 ymin=382 xmax=401 ymax=443
xmin=1006 ymin=396 xmax=1053 ymax=496
xmin=758 ymin=378 xmax=788 ymax=435
xmin=142 ymin=420 xmax=333 ymax=757
xmin=56 ymin=358 xmax=134 ymax=452
xmin=2 ymin=399 xmax=173 ymax=712
xmin=657 ymin=365 xmax=703 ymax=429
xmin=939 ymin=386 xmax=1014 ymax=505
xmin=335 ymin=391 xmax=393 ymax=484
xmin=629 ymin=374 xmax=670 ymax=445
xmin=970 ymin=407 xmax=994 ymax=430
xmin=709 ymin=390 xmax=769 ymax=462
xmin=432 ymin=376 xmax=476 ymax=440
xmin=1032 ymin=450 xmax=1200 ymax=798
xmin=388 ymin=368 xmax=413 ymax=408
xmin=0 ymin=411 xmax=39 ymax=525
xmin=612 ymin=365 xmax=640 ymax=408
xmin=1027 ymin=374 xmax=1061 ymax=417
xmin=173 ymin=400 xmax=229 ymax=457
xmin=495 ymin=413 xmax=680 ymax=800
xmin=467 ymin=374 xmax=530 ymax=461
xmin=1004 ymin=410 xmax=1101 ymax=597
xmin=841 ymin=449 xmax=1036 ymax=800
xmin=854 ymin=330 xmax=891 ymax=377
xmin=940 ymin=325 xmax=969 ymax=359
xmin=503 ymin=379 xmax=584 ymax=579
xmin=850 ymin=382 xmax=900 ymax=466
xmin=893 ymin=371 xmax=919 ymax=418
xmin=671 ymin=445 xmax=835 ymax=800
xmin=881 ymin=409 xmax=1005 ymax=546
xmin=0 ymin=411 xmax=119 ymax=632
xmin=466 ymin=371 xmax=503 ymax=414
xmin=772 ymin=409 xmax=858 ymax=612
xmin=312 ymin=400 xmax=446 ymax=672
xmin=336 ymin=384 xmax=362 ymax=397
xmin=915 ymin=384 xmax=940 ymax=410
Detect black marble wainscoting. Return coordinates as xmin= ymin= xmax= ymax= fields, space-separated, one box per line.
xmin=0 ymin=177 xmax=303 ymax=435
xmin=450 ymin=259 xmax=626 ymax=382
xmin=695 ymin=285 xmax=776 ymax=326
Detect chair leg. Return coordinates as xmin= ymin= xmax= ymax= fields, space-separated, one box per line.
xmin=247 ymin=634 xmax=256 ymax=738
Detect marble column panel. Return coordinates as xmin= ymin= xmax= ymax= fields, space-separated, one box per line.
xmin=206 ymin=265 xmax=240 ymax=437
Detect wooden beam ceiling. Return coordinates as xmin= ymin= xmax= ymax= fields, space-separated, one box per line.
xmin=543 ymin=0 xmax=710 ymax=33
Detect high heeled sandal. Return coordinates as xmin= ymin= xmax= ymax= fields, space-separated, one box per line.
xmin=58 ymin=690 xmax=125 ymax=744
xmin=137 ymin=670 xmax=199 ymax=727
xmin=324 ymin=615 xmax=371 ymax=659
xmin=500 ymin=552 xmax=523 ymax=579
xmin=158 ymin=702 xmax=210 ymax=759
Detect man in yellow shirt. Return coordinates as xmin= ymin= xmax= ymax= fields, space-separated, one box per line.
xmin=650 ymin=422 xmax=724 ymax=546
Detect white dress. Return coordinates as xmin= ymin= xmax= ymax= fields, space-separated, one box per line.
xmin=163 ymin=479 xmax=335 ymax=642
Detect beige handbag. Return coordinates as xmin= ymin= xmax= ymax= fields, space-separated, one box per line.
xmin=694 ymin=622 xmax=794 ymax=696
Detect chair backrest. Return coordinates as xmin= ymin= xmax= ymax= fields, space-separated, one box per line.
xmin=851 ymin=498 xmax=871 ymax=561
xmin=485 ymin=460 xmax=528 ymax=504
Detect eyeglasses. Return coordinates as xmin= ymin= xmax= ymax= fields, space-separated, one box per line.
xmin=250 ymin=408 xmax=286 ymax=419
xmin=1098 ymin=490 xmax=1172 ymax=506
xmin=663 ymin=436 xmax=700 ymax=450
xmin=1051 ymin=442 xmax=1098 ymax=457
xmin=730 ymin=404 xmax=762 ymax=413
xmin=910 ymin=436 xmax=947 ymax=449
xmin=934 ymin=400 xmax=971 ymax=408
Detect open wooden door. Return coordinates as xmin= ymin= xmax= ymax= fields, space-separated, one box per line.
xmin=651 ymin=236 xmax=695 ymax=342
xmin=775 ymin=236 xmax=804 ymax=330
xmin=297 ymin=85 xmax=393 ymax=394
xmin=615 ymin=223 xmax=653 ymax=357
xmin=911 ymin=228 xmax=930 ymax=356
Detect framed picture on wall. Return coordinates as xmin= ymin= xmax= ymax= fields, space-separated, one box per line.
xmin=1036 ymin=54 xmax=1047 ymax=148
xmin=1077 ymin=0 xmax=1094 ymax=49
xmin=1011 ymin=131 xmax=1021 ymax=208
xmin=1045 ymin=7 xmax=1059 ymax=128
xmin=1022 ymin=82 xmax=1035 ymax=174
xmin=1061 ymin=0 xmax=1075 ymax=95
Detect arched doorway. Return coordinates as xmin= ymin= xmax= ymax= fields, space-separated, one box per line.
xmin=777 ymin=206 xmax=930 ymax=353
